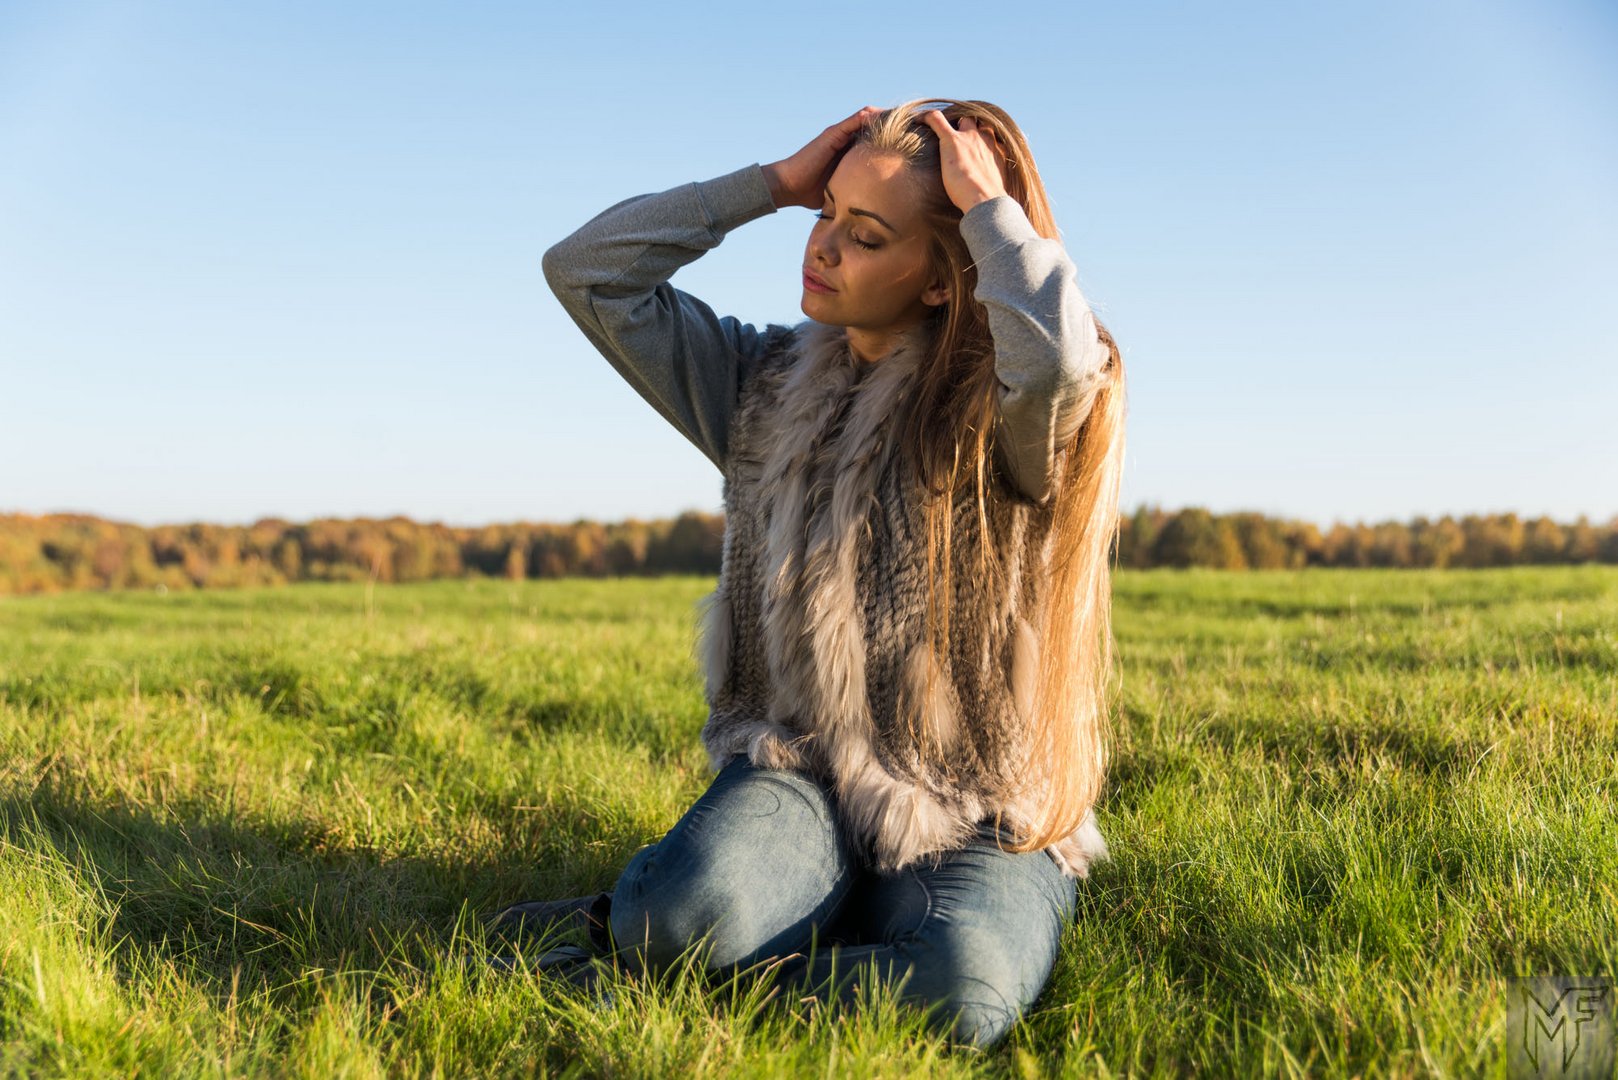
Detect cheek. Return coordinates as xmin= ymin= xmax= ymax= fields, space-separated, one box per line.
xmin=882 ymin=247 xmax=928 ymax=284
xmin=874 ymin=260 xmax=928 ymax=306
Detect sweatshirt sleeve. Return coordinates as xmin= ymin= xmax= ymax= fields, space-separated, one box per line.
xmin=958 ymin=195 xmax=1112 ymax=504
xmin=541 ymin=163 xmax=780 ymax=470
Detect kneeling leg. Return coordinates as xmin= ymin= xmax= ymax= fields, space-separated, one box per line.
xmin=608 ymin=755 xmax=859 ymax=977
xmin=768 ymin=825 xmax=1078 ymax=1049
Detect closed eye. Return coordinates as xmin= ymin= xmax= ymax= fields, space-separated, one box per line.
xmin=812 ymin=211 xmax=880 ymax=251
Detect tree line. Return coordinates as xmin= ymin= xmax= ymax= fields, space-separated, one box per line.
xmin=1114 ymin=507 xmax=1618 ymax=570
xmin=2 ymin=507 xmax=1615 ymax=595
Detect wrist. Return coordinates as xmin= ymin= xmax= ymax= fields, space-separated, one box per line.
xmin=959 ymin=187 xmax=1006 ymax=213
xmin=958 ymin=193 xmax=1041 ymax=260
xmin=760 ymin=162 xmax=791 ymax=209
xmin=696 ymin=165 xmax=780 ymax=232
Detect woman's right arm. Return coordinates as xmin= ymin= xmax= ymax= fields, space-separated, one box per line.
xmin=542 ymin=163 xmax=780 ymax=471
xmin=544 ymin=109 xmax=881 ymax=471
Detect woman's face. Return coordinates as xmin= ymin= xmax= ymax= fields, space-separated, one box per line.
xmin=800 ymin=145 xmax=948 ymax=356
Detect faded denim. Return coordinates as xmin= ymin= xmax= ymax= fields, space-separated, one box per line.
xmin=607 ymin=754 xmax=1078 ymax=1049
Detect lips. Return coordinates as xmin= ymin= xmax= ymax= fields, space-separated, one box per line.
xmin=802 ymin=268 xmax=837 ymax=293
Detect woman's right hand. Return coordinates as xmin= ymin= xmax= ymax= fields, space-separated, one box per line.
xmin=761 ymin=106 xmax=883 ymax=210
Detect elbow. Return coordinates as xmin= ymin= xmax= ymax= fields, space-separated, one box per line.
xmin=541 ymin=241 xmax=572 ymax=296
xmin=1055 ymin=306 xmax=1108 ymax=391
xmin=542 ymin=239 xmax=601 ymax=322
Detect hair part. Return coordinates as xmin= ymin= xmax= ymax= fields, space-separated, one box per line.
xmin=852 ymin=98 xmax=1127 ymax=855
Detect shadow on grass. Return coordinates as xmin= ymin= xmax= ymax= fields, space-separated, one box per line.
xmin=0 ymin=783 xmax=631 ymax=1009
xmin=1 ymin=778 xmax=1190 ymax=1048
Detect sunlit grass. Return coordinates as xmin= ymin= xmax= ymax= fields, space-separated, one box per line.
xmin=1 ymin=568 xmax=1614 ymax=1076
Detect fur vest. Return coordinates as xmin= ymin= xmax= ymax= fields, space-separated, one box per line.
xmin=697 ymin=317 xmax=1110 ymax=880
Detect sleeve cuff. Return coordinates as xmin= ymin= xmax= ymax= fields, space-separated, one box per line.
xmin=958 ymin=194 xmax=1040 ymax=261
xmin=694 ymin=163 xmax=779 ymax=237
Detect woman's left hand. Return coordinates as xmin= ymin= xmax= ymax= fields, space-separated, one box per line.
xmin=920 ymin=110 xmax=1009 ymax=213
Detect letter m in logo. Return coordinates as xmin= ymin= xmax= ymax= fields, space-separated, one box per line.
xmin=1508 ymin=976 xmax=1615 ymax=1079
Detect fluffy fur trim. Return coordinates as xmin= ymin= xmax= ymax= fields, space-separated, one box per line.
xmin=995 ymin=799 xmax=1112 ymax=879
xmin=833 ymin=740 xmax=987 ymax=873
xmin=1043 ymin=807 xmax=1112 ymax=879
xmin=757 ymin=321 xmax=859 ymax=730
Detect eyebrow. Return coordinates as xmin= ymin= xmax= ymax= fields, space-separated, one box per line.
xmin=823 ymin=187 xmax=898 ymax=234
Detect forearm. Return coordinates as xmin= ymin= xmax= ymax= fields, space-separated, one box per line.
xmin=542 ymin=164 xmax=780 ymax=468
xmin=757 ymin=162 xmax=791 ymax=210
xmin=543 ymin=164 xmax=778 ymax=298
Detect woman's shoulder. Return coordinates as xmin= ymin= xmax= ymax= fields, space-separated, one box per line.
xmin=747 ymin=318 xmax=821 ymax=380
xmin=759 ymin=320 xmax=803 ymax=360
xmin=732 ymin=321 xmax=803 ymax=415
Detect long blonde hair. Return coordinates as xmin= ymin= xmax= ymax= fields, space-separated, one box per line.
xmin=853 ymin=98 xmax=1127 ymax=854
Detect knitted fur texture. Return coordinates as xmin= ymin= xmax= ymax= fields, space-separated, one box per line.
xmin=698 ymin=318 xmax=1110 ymax=880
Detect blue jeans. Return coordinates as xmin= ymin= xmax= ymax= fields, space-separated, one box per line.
xmin=606 ymin=754 xmax=1078 ymax=1048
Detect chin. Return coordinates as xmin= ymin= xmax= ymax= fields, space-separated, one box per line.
xmin=800 ymin=295 xmax=840 ymax=323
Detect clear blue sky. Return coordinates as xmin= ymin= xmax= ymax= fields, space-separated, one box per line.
xmin=2 ymin=0 xmax=1613 ymax=529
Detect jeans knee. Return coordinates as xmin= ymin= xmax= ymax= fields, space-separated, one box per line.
xmin=896 ymin=931 xmax=1038 ymax=1049
xmin=937 ymin=999 xmax=1019 ymax=1049
xmin=609 ymin=890 xmax=710 ymax=972
xmin=609 ymin=858 xmax=757 ymax=973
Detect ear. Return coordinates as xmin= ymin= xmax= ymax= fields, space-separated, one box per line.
xmin=922 ymin=279 xmax=951 ymax=307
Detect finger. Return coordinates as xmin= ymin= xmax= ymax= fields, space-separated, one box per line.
xmin=826 ymin=107 xmax=878 ymax=148
xmin=964 ymin=121 xmax=1000 ymax=157
xmin=840 ymin=105 xmax=880 ymax=130
xmin=962 ymin=117 xmax=999 ymax=153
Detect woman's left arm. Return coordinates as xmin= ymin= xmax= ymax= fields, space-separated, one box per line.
xmin=959 ymin=196 xmax=1111 ymax=504
xmin=918 ymin=110 xmax=1110 ymax=505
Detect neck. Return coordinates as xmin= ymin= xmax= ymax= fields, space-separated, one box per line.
xmin=845 ymin=318 xmax=932 ymax=364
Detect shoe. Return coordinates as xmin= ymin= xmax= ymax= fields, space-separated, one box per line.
xmin=483 ymin=943 xmax=596 ymax=974
xmin=486 ymin=890 xmax=613 ymax=953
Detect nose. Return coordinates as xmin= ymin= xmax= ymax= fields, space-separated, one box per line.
xmin=807 ymin=228 xmax=839 ymax=267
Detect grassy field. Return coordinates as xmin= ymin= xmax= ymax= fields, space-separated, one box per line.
xmin=0 ymin=568 xmax=1614 ymax=1077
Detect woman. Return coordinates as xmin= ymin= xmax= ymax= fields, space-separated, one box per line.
xmin=496 ymin=98 xmax=1126 ymax=1050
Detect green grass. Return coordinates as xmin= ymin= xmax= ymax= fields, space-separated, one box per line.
xmin=0 ymin=568 xmax=1614 ymax=1077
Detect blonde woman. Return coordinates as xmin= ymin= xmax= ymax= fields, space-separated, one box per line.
xmin=495 ymin=98 xmax=1126 ymax=1049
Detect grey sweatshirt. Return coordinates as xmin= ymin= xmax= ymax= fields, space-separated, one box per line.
xmin=542 ymin=162 xmax=1110 ymax=503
